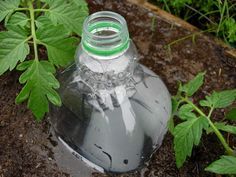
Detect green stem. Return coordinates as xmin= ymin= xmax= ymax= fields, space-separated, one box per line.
xmin=182 ymin=97 xmax=205 ymax=117
xmin=167 ymin=28 xmax=216 ymax=47
xmin=25 ymin=35 xmax=33 ymax=42
xmin=199 ymin=10 xmax=220 ymax=21
xmin=28 ymin=1 xmax=38 ymax=61
xmin=184 ymin=3 xmax=216 ymax=24
xmin=162 ymin=0 xmax=171 ymax=13
xmin=34 ymin=9 xmax=49 ymax=12
xmin=207 ymin=108 xmax=234 ymax=155
xmin=182 ymin=97 xmax=234 ymax=155
xmin=217 ymin=0 xmax=227 ymax=35
xmin=15 ymin=7 xmax=29 ymax=11
xmin=208 ymin=117 xmax=234 ymax=155
xmin=41 ymin=3 xmax=48 ymax=9
xmin=34 ymin=3 xmax=48 ymax=17
xmin=27 ymin=40 xmax=34 ymax=44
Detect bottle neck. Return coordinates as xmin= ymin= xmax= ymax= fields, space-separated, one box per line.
xmin=78 ymin=11 xmax=137 ymax=87
xmin=78 ymin=55 xmax=136 ymax=90
xmin=81 ymin=11 xmax=130 ymax=57
xmin=79 ymin=48 xmax=131 ymax=74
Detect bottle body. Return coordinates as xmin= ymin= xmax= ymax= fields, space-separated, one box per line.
xmin=50 ymin=11 xmax=171 ymax=173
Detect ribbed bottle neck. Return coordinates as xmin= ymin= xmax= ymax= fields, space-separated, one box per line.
xmin=81 ymin=11 xmax=130 ymax=58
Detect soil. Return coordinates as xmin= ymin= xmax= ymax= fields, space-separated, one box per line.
xmin=0 ymin=0 xmax=235 ymax=177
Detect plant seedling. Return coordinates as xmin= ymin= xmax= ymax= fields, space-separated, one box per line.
xmin=170 ymin=72 xmax=236 ymax=175
xmin=0 ymin=0 xmax=88 ymax=120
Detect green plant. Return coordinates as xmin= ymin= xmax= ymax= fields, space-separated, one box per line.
xmin=155 ymin=0 xmax=236 ymax=46
xmin=164 ymin=28 xmax=215 ymax=60
xmin=221 ymin=17 xmax=236 ymax=44
xmin=0 ymin=0 xmax=88 ymax=120
xmin=170 ymin=72 xmax=236 ymax=175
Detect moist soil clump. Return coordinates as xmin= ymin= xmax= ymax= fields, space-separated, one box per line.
xmin=0 ymin=0 xmax=235 ymax=177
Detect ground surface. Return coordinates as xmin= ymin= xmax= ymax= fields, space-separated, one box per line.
xmin=0 ymin=0 xmax=235 ymax=177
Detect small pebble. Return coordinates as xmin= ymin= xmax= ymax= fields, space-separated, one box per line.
xmin=19 ymin=134 xmax=23 ymax=138
xmin=48 ymin=157 xmax=52 ymax=161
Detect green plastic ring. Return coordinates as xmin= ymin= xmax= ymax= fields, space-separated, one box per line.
xmin=82 ymin=21 xmax=130 ymax=56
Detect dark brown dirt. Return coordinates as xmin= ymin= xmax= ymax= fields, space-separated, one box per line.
xmin=0 ymin=72 xmax=70 ymax=177
xmin=0 ymin=0 xmax=235 ymax=177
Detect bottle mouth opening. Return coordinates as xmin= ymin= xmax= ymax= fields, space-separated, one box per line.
xmin=82 ymin=11 xmax=130 ymax=57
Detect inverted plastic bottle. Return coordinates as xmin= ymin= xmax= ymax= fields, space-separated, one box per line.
xmin=50 ymin=11 xmax=172 ymax=173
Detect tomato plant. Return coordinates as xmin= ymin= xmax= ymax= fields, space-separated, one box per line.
xmin=170 ymin=72 xmax=236 ymax=175
xmin=0 ymin=0 xmax=88 ymax=120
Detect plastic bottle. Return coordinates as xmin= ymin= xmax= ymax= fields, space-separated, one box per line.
xmin=50 ymin=11 xmax=172 ymax=173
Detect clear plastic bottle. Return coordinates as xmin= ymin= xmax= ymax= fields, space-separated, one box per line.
xmin=50 ymin=11 xmax=172 ymax=173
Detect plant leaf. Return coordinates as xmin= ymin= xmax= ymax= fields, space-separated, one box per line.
xmin=0 ymin=0 xmax=20 ymax=22
xmin=7 ymin=12 xmax=29 ymax=27
xmin=43 ymin=0 xmax=88 ymax=35
xmin=72 ymin=0 xmax=87 ymax=6
xmin=214 ymin=90 xmax=236 ymax=108
xmin=223 ymin=18 xmax=236 ymax=43
xmin=35 ymin=16 xmax=54 ymax=29
xmin=180 ymin=72 xmax=205 ymax=96
xmin=0 ymin=26 xmax=30 ymax=75
xmin=173 ymin=116 xmax=208 ymax=168
xmin=199 ymin=99 xmax=211 ymax=107
xmin=226 ymin=108 xmax=236 ymax=120
xmin=205 ymin=156 xmax=236 ymax=174
xmin=200 ymin=90 xmax=236 ymax=108
xmin=16 ymin=60 xmax=61 ymax=120
xmin=170 ymin=0 xmax=192 ymax=9
xmin=207 ymin=122 xmax=236 ymax=135
xmin=178 ymin=104 xmax=197 ymax=120
xmin=16 ymin=60 xmax=33 ymax=71
xmin=36 ymin=24 xmax=78 ymax=67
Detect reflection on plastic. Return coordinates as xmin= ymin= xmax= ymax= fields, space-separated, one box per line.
xmin=50 ymin=11 xmax=172 ymax=173
xmin=50 ymin=62 xmax=171 ymax=173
